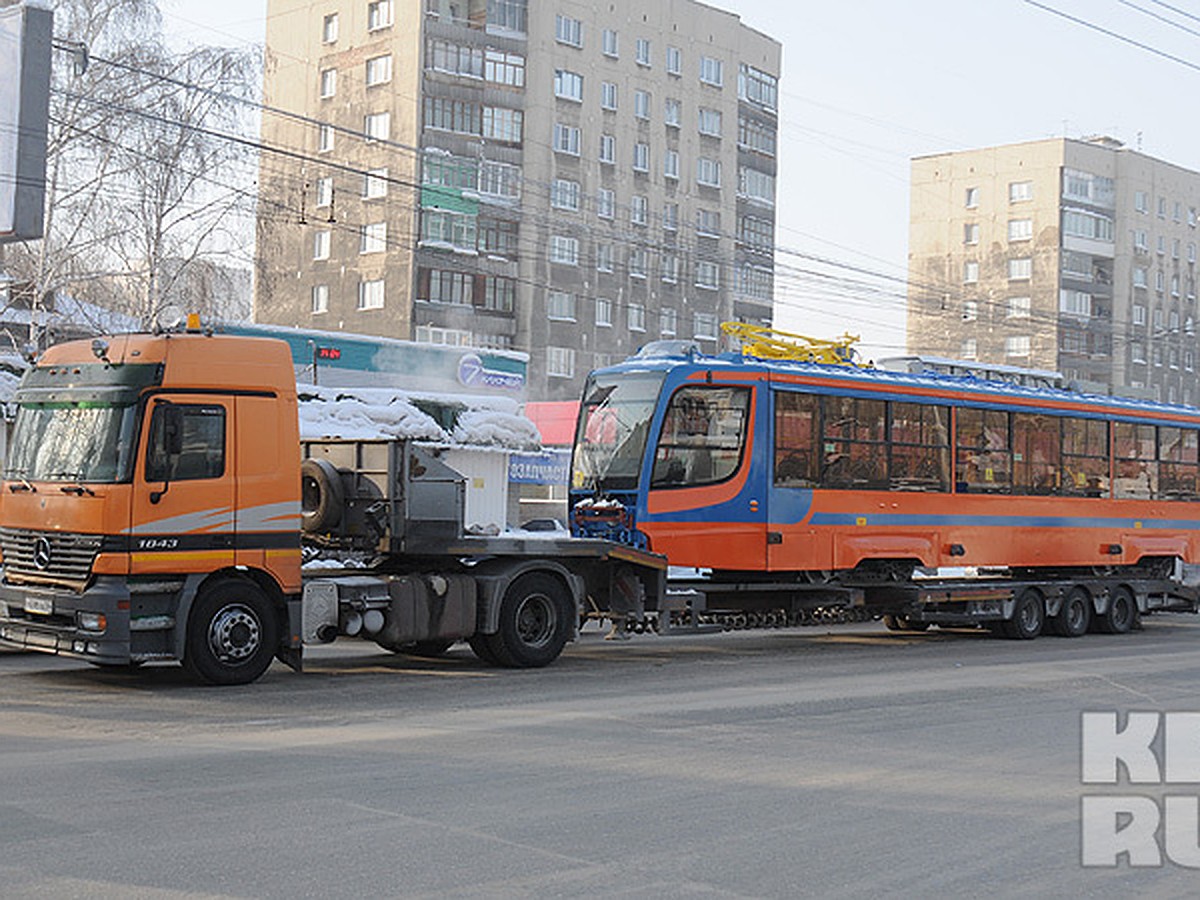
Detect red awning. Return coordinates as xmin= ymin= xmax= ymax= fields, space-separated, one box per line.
xmin=524 ymin=400 xmax=580 ymax=447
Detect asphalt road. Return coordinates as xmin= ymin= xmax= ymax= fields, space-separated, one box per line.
xmin=3 ymin=617 xmax=1200 ymax=898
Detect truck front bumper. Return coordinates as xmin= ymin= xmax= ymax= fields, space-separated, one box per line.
xmin=0 ymin=576 xmax=136 ymax=665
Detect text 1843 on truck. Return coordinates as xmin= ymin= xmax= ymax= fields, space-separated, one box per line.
xmin=0 ymin=324 xmax=666 ymax=684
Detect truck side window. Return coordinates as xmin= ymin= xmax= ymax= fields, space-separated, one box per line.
xmin=146 ymin=404 xmax=226 ymax=482
xmin=651 ymin=386 xmax=750 ymax=488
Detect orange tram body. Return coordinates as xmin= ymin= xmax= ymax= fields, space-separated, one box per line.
xmin=569 ymin=344 xmax=1200 ymax=635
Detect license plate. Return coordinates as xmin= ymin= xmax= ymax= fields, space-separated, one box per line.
xmin=24 ymin=597 xmax=53 ymax=616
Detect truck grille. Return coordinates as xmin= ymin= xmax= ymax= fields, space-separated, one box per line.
xmin=0 ymin=528 xmax=104 ymax=588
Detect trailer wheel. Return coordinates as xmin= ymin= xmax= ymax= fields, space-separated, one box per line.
xmin=183 ymin=578 xmax=278 ymax=685
xmin=484 ymin=572 xmax=572 ymax=668
xmin=1050 ymin=587 xmax=1092 ymax=638
xmin=301 ymin=458 xmax=344 ymax=533
xmin=1002 ymin=588 xmax=1044 ymax=640
xmin=1097 ymin=586 xmax=1136 ymax=635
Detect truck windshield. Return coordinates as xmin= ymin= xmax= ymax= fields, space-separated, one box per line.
xmin=572 ymin=371 xmax=666 ymax=492
xmin=6 ymin=403 xmax=139 ymax=484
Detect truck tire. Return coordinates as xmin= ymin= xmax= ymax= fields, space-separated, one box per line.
xmin=376 ymin=639 xmax=455 ymax=658
xmin=468 ymin=634 xmax=501 ymax=666
xmin=301 ymin=458 xmax=344 ymax=533
xmin=183 ymin=578 xmax=278 ymax=685
xmin=483 ymin=572 xmax=572 ymax=668
xmin=1097 ymin=586 xmax=1136 ymax=635
xmin=1050 ymin=587 xmax=1091 ymax=637
xmin=1002 ymin=588 xmax=1044 ymax=640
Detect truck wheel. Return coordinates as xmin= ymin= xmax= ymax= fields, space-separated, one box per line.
xmin=1050 ymin=587 xmax=1091 ymax=637
xmin=468 ymin=634 xmax=501 ymax=665
xmin=183 ymin=579 xmax=278 ymax=685
xmin=1097 ymin=586 xmax=1136 ymax=635
xmin=883 ymin=614 xmax=927 ymax=632
xmin=1002 ymin=588 xmax=1044 ymax=640
xmin=301 ymin=458 xmax=344 ymax=533
xmin=484 ymin=572 xmax=572 ymax=668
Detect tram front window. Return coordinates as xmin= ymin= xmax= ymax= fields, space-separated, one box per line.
xmin=572 ymin=372 xmax=666 ymax=492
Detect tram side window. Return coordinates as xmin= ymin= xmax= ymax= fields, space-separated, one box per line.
xmin=774 ymin=390 xmax=818 ymax=488
xmin=820 ymin=395 xmax=887 ymax=489
xmin=651 ymin=386 xmax=751 ymax=488
xmin=1113 ymin=422 xmax=1158 ymax=500
xmin=955 ymin=407 xmax=1011 ymax=492
xmin=1158 ymin=426 xmax=1199 ymax=500
xmin=1011 ymin=412 xmax=1061 ymax=495
xmin=889 ymin=402 xmax=950 ymax=492
xmin=1061 ymin=417 xmax=1109 ymax=497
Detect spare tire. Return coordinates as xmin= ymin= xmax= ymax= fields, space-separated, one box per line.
xmin=301 ymin=458 xmax=345 ymax=533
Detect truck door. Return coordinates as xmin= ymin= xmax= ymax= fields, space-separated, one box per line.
xmin=130 ymin=396 xmax=236 ymax=575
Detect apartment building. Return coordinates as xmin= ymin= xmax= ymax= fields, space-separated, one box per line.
xmin=256 ymin=0 xmax=781 ymax=400
xmin=908 ymin=136 xmax=1200 ymax=404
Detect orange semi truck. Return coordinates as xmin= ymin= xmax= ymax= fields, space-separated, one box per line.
xmin=0 ymin=326 xmax=666 ymax=684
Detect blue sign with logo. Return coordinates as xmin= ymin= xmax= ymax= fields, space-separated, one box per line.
xmin=509 ymin=449 xmax=571 ymax=485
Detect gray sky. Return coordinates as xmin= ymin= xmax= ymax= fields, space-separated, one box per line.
xmin=160 ymin=0 xmax=1200 ymax=359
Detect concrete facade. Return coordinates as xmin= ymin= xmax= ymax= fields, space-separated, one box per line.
xmin=257 ymin=0 xmax=780 ymax=400
xmin=908 ymin=136 xmax=1200 ymax=404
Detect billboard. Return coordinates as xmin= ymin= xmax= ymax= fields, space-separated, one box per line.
xmin=0 ymin=3 xmax=53 ymax=244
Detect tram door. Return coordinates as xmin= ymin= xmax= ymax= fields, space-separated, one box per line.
xmin=644 ymin=380 xmax=767 ymax=570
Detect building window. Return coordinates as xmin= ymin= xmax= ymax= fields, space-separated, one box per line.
xmin=738 ymin=116 xmax=776 ymax=156
xmin=1174 ymin=239 xmax=1181 ymax=259
xmin=1154 ymin=307 xmax=1164 ymax=329
xmin=483 ymin=106 xmax=522 ymax=143
xmin=1008 ymin=258 xmax=1032 ymax=280
xmin=315 ymin=176 xmax=333 ymax=208
xmin=696 ymin=157 xmax=721 ymax=188
xmin=485 ymin=49 xmax=525 ymax=86
xmin=1009 ymin=181 xmax=1033 ymax=203
xmin=551 ymin=178 xmax=581 ymax=211
xmin=367 ymin=0 xmax=393 ymax=31
xmin=596 ymin=243 xmax=614 ymax=273
xmin=633 ymin=142 xmax=649 ymax=172
xmin=421 ymin=269 xmax=473 ymax=305
xmin=599 ymin=133 xmax=615 ymax=164
xmin=596 ymin=187 xmax=615 ymax=219
xmin=698 ymin=107 xmax=722 ymax=137
xmin=738 ymin=166 xmax=774 ymax=204
xmin=1159 ymin=196 xmax=1168 ymax=218
xmin=1133 ymin=304 xmax=1146 ymax=325
xmin=636 ymin=37 xmax=651 ymax=66
xmin=1063 ymin=209 xmax=1113 ymax=242
xmin=1007 ymin=296 xmax=1031 ymax=319
xmin=360 ymin=221 xmax=387 ymax=254
xmin=483 ymin=276 xmax=515 ymax=312
xmin=738 ymin=214 xmax=774 ymax=252
xmin=601 ymin=81 xmax=618 ymax=110
xmin=1157 ymin=271 xmax=1166 ymax=294
xmin=311 ymin=284 xmax=328 ymax=314
xmin=365 ymin=111 xmax=391 ymax=140
xmin=421 ymin=210 xmax=477 ymax=250
xmin=358 ymin=279 xmax=385 ymax=310
xmin=428 ymin=39 xmax=484 ymax=78
xmin=479 ymin=160 xmax=521 ymax=199
xmin=963 ymin=261 xmax=978 ymax=284
xmin=318 ymin=124 xmax=333 ymax=152
xmin=1134 ymin=229 xmax=1148 ymax=252
xmin=664 ymin=97 xmax=681 ymax=128
xmin=628 ymin=302 xmax=646 ymax=331
xmin=595 ymin=296 xmax=613 ymax=326
xmin=1008 ymin=218 xmax=1033 ymax=241
xmin=1005 ymin=335 xmax=1031 ymax=357
xmin=964 ymin=223 xmax=979 ymax=245
xmin=553 ymin=123 xmax=581 ymax=155
xmin=661 ymin=307 xmax=677 ymax=335
xmin=631 ymin=194 xmax=648 ymax=225
xmin=1190 ymin=243 xmax=1197 ymax=263
xmin=1158 ymin=235 xmax=1167 ymax=255
xmin=629 ymin=247 xmax=647 ymax=278
xmin=363 ymin=167 xmax=388 ymax=199
xmin=322 ymin=13 xmax=338 ymax=43
xmin=366 ymin=54 xmax=393 ymax=86
xmin=319 ymin=68 xmax=336 ymax=98
xmin=666 ymin=46 xmax=682 ymax=75
xmin=602 ymin=28 xmax=618 ymax=57
xmin=313 ymin=230 xmax=330 ymax=260
xmin=661 ymin=253 xmax=679 ymax=283
xmin=663 ymin=149 xmax=679 ymax=180
xmin=1059 ymin=289 xmax=1092 ymax=317
xmin=1134 ymin=267 xmax=1148 ymax=289
xmin=1173 ymin=274 xmax=1181 ymax=297
xmin=699 ymin=55 xmax=724 ymax=86
xmin=478 ymin=219 xmax=518 ymax=259
xmin=965 ymin=186 xmax=979 ymax=208
xmin=961 ymin=338 xmax=977 ymax=360
xmin=555 ymin=14 xmax=583 ymax=47
xmin=1135 ymin=190 xmax=1148 ymax=213
xmin=695 ymin=260 xmax=720 ymax=289
xmin=693 ymin=312 xmax=718 ymax=339
xmin=962 ymin=299 xmax=977 ymax=322
xmin=634 ymin=89 xmax=651 ymax=120
xmin=1131 ymin=341 xmax=1146 ymax=363
xmin=737 ymin=63 xmax=778 ymax=111
xmin=696 ymin=208 xmax=720 ymax=237
xmin=554 ymin=69 xmax=583 ymax=102
xmin=550 ymin=235 xmax=579 ymax=265
xmin=663 ymin=202 xmax=679 ymax=231
xmin=547 ymin=290 xmax=576 ymax=320
xmin=547 ymin=347 xmax=576 ymax=378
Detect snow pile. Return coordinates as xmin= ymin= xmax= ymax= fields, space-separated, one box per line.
xmin=298 ymin=384 xmax=541 ymax=451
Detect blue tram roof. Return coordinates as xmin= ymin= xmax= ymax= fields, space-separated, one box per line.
xmin=593 ymin=346 xmax=1200 ymax=427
